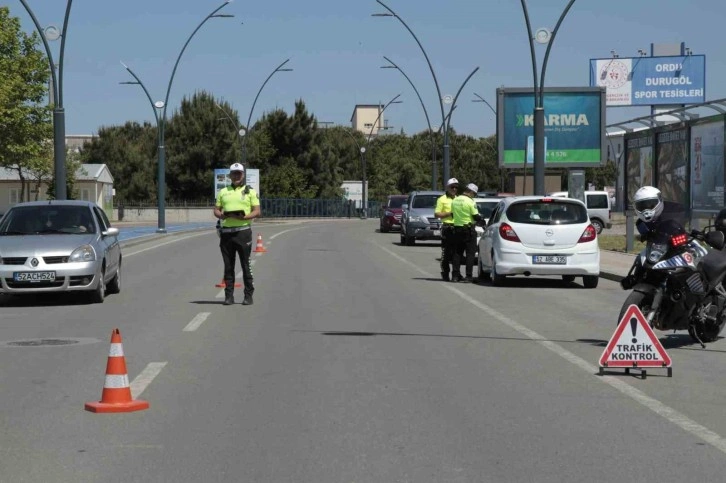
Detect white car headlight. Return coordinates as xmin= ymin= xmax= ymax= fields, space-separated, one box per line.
xmin=410 ymin=215 xmax=427 ymax=223
xmin=69 ymin=244 xmax=96 ymax=262
xmin=384 ymin=210 xmax=394 ymax=216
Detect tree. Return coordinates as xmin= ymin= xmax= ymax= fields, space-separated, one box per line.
xmin=0 ymin=6 xmax=53 ymax=194
xmin=81 ymin=122 xmax=157 ymax=202
xmin=165 ymin=91 xmax=240 ymax=200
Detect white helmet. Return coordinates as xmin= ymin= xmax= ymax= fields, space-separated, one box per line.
xmin=633 ymin=186 xmax=663 ymax=222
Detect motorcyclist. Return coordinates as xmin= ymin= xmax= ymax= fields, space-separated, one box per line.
xmin=633 ymin=186 xmax=686 ymax=241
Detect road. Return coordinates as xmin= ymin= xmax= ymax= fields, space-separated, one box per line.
xmin=1 ymin=219 xmax=726 ymax=482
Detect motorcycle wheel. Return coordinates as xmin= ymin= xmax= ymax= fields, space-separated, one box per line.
xmin=690 ymin=322 xmax=723 ymax=343
xmin=618 ymin=291 xmax=654 ymax=326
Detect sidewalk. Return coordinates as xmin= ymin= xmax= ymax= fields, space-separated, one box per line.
xmin=599 ymin=250 xmax=633 ymax=282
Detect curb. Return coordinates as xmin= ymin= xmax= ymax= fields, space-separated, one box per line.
xmin=119 ymin=227 xmax=213 ymax=249
xmin=599 ymin=271 xmax=623 ymax=283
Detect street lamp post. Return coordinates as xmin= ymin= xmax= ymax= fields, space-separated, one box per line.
xmin=361 ymin=94 xmax=402 ymax=219
xmin=443 ymin=67 xmax=480 ymax=148
xmin=373 ymin=0 xmax=449 ymax=188
xmin=121 ymin=1 xmax=233 ymax=233
xmin=380 ymin=56 xmax=437 ymax=190
xmin=241 ymin=58 xmax=293 ymax=166
xmin=216 ymin=103 xmax=245 ymax=162
xmin=19 ymin=0 xmax=73 ymax=200
xmin=520 ymin=0 xmax=577 ymax=195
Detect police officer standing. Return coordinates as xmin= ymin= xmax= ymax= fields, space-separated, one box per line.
xmin=451 ymin=183 xmax=482 ymax=283
xmin=435 ymin=178 xmax=459 ymax=281
xmin=213 ymin=163 xmax=261 ymax=305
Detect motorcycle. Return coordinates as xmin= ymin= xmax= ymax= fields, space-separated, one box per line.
xmin=619 ymin=218 xmax=726 ymax=347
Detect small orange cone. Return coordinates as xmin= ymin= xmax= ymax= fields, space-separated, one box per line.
xmin=85 ymin=329 xmax=149 ymax=413
xmin=253 ymin=233 xmax=267 ymax=253
xmin=214 ymin=280 xmax=242 ymax=288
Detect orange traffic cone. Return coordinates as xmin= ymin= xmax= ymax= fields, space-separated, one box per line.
xmin=253 ymin=233 xmax=267 ymax=253
xmin=214 ymin=280 xmax=242 ymax=288
xmin=85 ymin=329 xmax=149 ymax=413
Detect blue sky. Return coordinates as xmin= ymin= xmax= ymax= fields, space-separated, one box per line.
xmin=10 ymin=0 xmax=726 ymax=138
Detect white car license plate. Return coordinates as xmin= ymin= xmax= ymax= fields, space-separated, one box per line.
xmin=433 ymin=229 xmax=441 ymax=237
xmin=13 ymin=271 xmax=56 ymax=282
xmin=532 ymin=256 xmax=566 ymax=265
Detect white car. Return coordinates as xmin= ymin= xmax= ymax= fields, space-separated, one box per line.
xmin=477 ymin=196 xmax=600 ymax=288
xmin=473 ymin=197 xmax=503 ymax=249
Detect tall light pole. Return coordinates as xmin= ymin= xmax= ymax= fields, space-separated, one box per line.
xmin=472 ymin=93 xmax=497 ymax=117
xmin=380 ymin=56 xmax=436 ymax=190
xmin=373 ymin=0 xmax=450 ymax=187
xmin=241 ymin=58 xmax=293 ymax=166
xmin=362 ymin=94 xmax=402 ymax=219
xmin=216 ymin=103 xmax=245 ymax=162
xmin=121 ymin=1 xmax=233 ymax=233
xmin=19 ymin=0 xmax=73 ymax=200
xmin=472 ymin=93 xmax=505 ymax=192
xmin=443 ymin=67 xmax=480 ymax=151
xmin=520 ymin=0 xmax=577 ymax=195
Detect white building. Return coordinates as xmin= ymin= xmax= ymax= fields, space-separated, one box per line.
xmin=0 ymin=164 xmax=114 ymax=217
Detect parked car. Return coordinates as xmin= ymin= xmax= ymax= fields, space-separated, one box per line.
xmin=0 ymin=200 xmax=122 ymax=303
xmin=473 ymin=196 xmax=505 ymax=250
xmin=477 ymin=196 xmax=600 ymax=288
xmin=379 ymin=194 xmax=408 ymax=233
xmin=400 ymin=190 xmax=444 ymax=245
xmin=547 ymin=191 xmax=612 ymax=234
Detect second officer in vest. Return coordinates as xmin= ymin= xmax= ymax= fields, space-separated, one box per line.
xmin=213 ymin=163 xmax=261 ymax=305
xmin=451 ymin=183 xmax=482 ymax=283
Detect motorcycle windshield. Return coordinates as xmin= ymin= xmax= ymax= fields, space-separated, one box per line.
xmin=648 ymin=218 xmax=686 ymax=244
xmin=645 ymin=218 xmax=686 ymax=263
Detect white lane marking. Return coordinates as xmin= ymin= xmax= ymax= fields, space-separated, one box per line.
xmin=125 ymin=231 xmax=213 ymax=257
xmin=215 ymin=262 xmax=256 ymax=299
xmin=130 ymin=362 xmax=168 ymax=399
xmin=269 ymin=226 xmax=305 ymax=240
xmin=376 ymin=242 xmax=726 ymax=456
xmin=184 ymin=312 xmax=211 ymax=332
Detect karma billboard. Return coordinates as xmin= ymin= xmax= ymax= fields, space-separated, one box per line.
xmin=497 ymin=87 xmax=605 ymax=168
xmin=590 ymin=55 xmax=705 ymax=106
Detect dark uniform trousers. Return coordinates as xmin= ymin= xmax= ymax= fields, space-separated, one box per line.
xmin=440 ymin=224 xmax=456 ymax=275
xmin=452 ymin=225 xmax=476 ymax=278
xmin=220 ymin=229 xmax=254 ymax=297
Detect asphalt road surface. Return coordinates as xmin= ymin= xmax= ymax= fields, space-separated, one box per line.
xmin=1 ymin=220 xmax=726 ymax=482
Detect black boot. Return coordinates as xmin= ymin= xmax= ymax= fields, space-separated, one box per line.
xmin=242 ymin=294 xmax=253 ymax=305
xmin=223 ymin=293 xmax=235 ymax=305
xmin=441 ymin=271 xmax=450 ymax=281
xmin=451 ymin=273 xmax=463 ymax=283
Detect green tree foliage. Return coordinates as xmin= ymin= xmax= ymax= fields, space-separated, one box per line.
xmin=166 ymin=91 xmax=240 ymax=200
xmin=0 ymin=6 xmax=53 ymax=196
xmin=81 ymin=122 xmax=157 ymax=201
xmin=75 ymin=89 xmax=618 ymax=203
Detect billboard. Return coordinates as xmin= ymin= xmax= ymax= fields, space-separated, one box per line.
xmin=690 ymin=118 xmax=725 ymax=211
xmin=497 ymin=87 xmax=605 ymax=168
xmin=213 ymin=168 xmax=261 ymax=198
xmin=624 ymin=134 xmax=653 ymax=210
xmin=590 ymin=55 xmax=705 ymax=106
xmin=655 ymin=127 xmax=688 ymax=207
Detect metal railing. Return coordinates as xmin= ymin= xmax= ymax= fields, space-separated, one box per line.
xmin=115 ymin=198 xmax=383 ymax=218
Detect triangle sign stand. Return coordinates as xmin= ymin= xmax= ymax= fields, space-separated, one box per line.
xmin=599 ymin=304 xmax=672 ymax=379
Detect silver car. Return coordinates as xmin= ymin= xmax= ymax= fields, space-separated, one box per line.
xmin=0 ymin=201 xmax=121 ymax=303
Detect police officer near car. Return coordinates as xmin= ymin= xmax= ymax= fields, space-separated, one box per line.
xmin=213 ymin=163 xmax=261 ymax=305
xmin=451 ymin=183 xmax=483 ymax=283
xmin=435 ymin=178 xmax=459 ymax=281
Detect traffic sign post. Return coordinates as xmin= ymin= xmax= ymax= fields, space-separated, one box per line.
xmin=599 ymin=304 xmax=672 ymax=379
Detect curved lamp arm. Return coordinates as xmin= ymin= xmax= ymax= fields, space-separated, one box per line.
xmin=162 ymin=0 xmax=232 ymax=123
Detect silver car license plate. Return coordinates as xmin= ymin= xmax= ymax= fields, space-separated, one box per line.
xmin=13 ymin=271 xmax=56 ymax=282
xmin=532 ymin=256 xmax=566 ymax=264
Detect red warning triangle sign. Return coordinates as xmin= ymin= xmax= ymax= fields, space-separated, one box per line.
xmin=599 ymin=304 xmax=671 ymax=368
